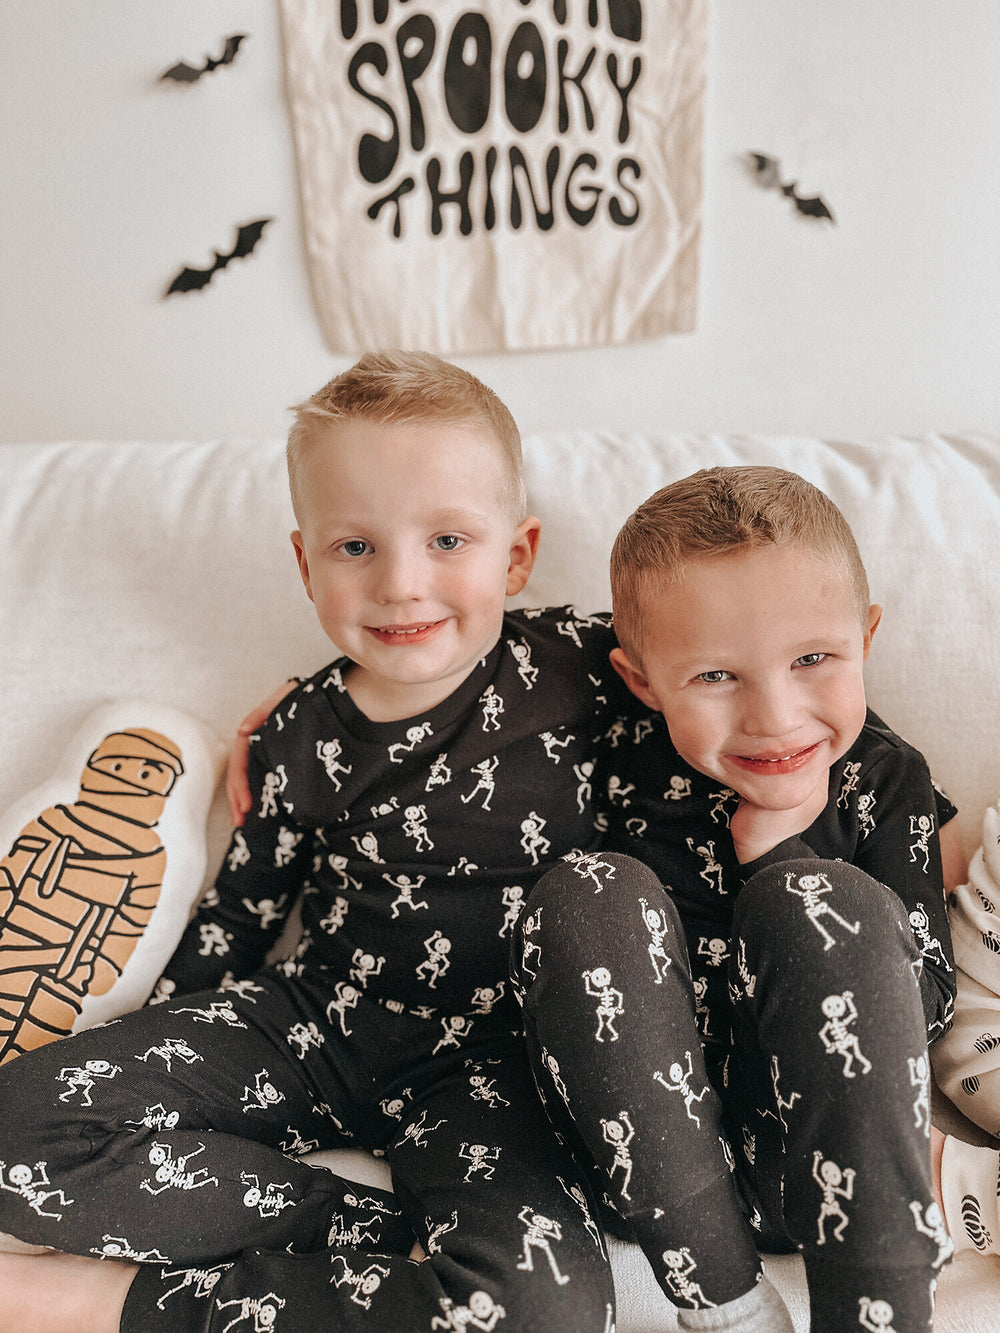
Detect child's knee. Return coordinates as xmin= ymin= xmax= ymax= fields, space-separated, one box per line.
xmin=511 ymin=853 xmax=684 ymax=995
xmin=734 ymin=858 xmax=916 ymax=978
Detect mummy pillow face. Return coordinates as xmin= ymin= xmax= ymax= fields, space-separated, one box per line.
xmin=0 ymin=701 xmax=224 ymax=1063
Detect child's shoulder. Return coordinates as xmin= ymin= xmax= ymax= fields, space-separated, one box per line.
xmin=856 ymin=708 xmax=928 ymax=762
xmin=506 ymin=605 xmax=615 ymax=654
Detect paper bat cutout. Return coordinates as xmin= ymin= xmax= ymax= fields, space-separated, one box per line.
xmin=748 ymin=153 xmax=836 ymax=223
xmin=164 ymin=219 xmax=273 ymax=296
xmin=161 ymin=34 xmax=247 ymax=84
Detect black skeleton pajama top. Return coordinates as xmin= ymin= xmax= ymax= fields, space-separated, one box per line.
xmin=158 ymin=606 xmax=617 ymax=1033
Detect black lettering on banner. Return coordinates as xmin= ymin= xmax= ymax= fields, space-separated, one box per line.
xmin=345 ymin=3 xmax=649 ymax=236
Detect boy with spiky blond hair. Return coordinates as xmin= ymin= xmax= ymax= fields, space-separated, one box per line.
xmin=0 ymin=352 xmax=624 ymax=1333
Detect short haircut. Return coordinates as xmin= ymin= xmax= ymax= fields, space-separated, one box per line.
xmin=610 ymin=465 xmax=871 ymax=663
xmin=287 ymin=350 xmax=526 ymax=523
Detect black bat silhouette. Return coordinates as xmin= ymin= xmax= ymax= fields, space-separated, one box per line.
xmin=164 ymin=219 xmax=273 ymax=296
xmin=161 ymin=34 xmax=247 ymax=84
xmin=748 ymin=153 xmax=835 ymax=224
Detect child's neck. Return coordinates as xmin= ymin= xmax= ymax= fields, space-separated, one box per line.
xmin=343 ymin=661 xmax=478 ymax=723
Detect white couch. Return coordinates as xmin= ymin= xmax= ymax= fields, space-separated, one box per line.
xmin=3 ymin=430 xmax=1000 ymax=1330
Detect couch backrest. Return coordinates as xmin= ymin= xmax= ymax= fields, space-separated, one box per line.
xmin=3 ymin=432 xmax=998 ymax=866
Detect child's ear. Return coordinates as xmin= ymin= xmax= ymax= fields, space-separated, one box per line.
xmin=609 ymin=646 xmax=662 ymax=711
xmin=291 ymin=531 xmax=315 ymax=603
xmin=862 ymin=604 xmax=882 ymax=659
xmin=506 ymin=517 xmax=541 ymax=596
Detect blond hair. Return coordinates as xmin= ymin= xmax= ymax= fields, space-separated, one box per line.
xmin=287 ymin=351 xmax=526 ymax=523
xmin=610 ymin=466 xmax=871 ymax=663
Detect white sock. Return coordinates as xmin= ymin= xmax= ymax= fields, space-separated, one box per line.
xmin=677 ymin=1275 xmax=795 ymax=1332
xmin=940 ymin=1133 xmax=1000 ymax=1254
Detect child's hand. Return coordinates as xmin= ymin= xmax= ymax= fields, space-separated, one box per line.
xmin=225 ymin=681 xmax=297 ymax=826
xmin=730 ymin=781 xmax=829 ymax=865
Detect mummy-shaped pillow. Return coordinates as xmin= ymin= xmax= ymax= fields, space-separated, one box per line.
xmin=0 ymin=701 xmax=225 ymax=1063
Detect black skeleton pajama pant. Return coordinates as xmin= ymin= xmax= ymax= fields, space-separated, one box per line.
xmin=0 ymin=969 xmax=615 ymax=1332
xmin=511 ymin=853 xmax=951 ymax=1333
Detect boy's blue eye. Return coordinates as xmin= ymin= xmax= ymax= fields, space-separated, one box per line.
xmin=795 ymin=653 xmax=827 ymax=667
xmin=434 ymin=534 xmax=463 ymax=551
xmin=341 ymin=539 xmax=370 ymax=557
xmin=698 ymin=670 xmax=731 ymax=684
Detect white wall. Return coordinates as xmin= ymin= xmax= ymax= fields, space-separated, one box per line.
xmin=3 ymin=1 xmax=998 ymax=444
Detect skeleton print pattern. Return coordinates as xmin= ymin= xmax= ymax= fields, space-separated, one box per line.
xmin=154 ymin=609 xmax=615 ymax=1030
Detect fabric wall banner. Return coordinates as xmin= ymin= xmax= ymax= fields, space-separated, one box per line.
xmin=279 ymin=0 xmax=706 ymax=354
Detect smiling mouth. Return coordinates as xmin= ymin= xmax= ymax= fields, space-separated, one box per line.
xmin=730 ymin=742 xmax=823 ymax=774
xmin=366 ymin=621 xmax=444 ymax=645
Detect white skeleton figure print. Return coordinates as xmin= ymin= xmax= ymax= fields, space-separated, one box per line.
xmin=431 ymin=1290 xmax=507 ymax=1331
xmin=227 ymin=831 xmax=250 ymax=871
xmin=516 ymin=1205 xmax=571 ymax=1284
xmin=909 ymin=1199 xmax=952 ymax=1269
xmin=907 ymin=1053 xmax=931 ymax=1133
xmin=519 ymin=811 xmax=550 ymax=864
xmin=241 ymin=1069 xmax=286 ymax=1113
xmin=540 ymin=729 xmax=572 ymax=762
xmin=351 ymin=831 xmax=383 ymax=864
xmin=57 ymin=1058 xmax=122 ymax=1105
xmin=819 ymin=992 xmax=872 ymax=1078
xmin=398 ymin=1109 xmax=447 ymax=1149
xmin=258 ymin=765 xmax=290 ymax=818
xmin=315 ymin=737 xmax=352 ymax=790
xmin=661 ymin=1247 xmax=716 ymax=1308
xmin=326 ymin=981 xmax=362 ymax=1035
xmin=0 ymin=1159 xmax=73 ymax=1219
xmin=470 ymin=982 xmax=504 ymax=1014
xmin=508 ymin=638 xmax=539 ymax=688
xmin=216 ymin=1290 xmax=286 ymax=1332
xmin=583 ymin=966 xmax=624 ymax=1042
xmin=653 ymin=1054 xmax=710 ymax=1128
xmin=318 ymin=894 xmax=349 ymax=934
xmin=286 ymin=1020 xmax=325 ymax=1059
xmin=857 ymin=791 xmax=877 ymax=839
xmin=174 ymin=1000 xmax=247 ymax=1028
xmin=785 ymin=871 xmax=861 ymax=951
xmin=125 ymin=1102 xmax=181 ymax=1133
xmin=241 ymin=1172 xmax=295 ymax=1218
xmin=557 ymin=1175 xmax=603 ymax=1250
xmin=425 ymin=752 xmax=452 ymax=792
xmin=417 ymin=931 xmax=452 ymax=988
xmin=242 ymin=894 xmax=288 ymax=929
xmin=766 ymin=1056 xmax=802 ymax=1134
xmin=664 ymin=775 xmax=692 ymax=802
xmin=600 ymin=1112 xmax=635 ymax=1200
xmin=697 ymin=937 xmax=728 ymax=969
xmin=325 ymin=853 xmax=363 ymax=891
xmin=154 ymin=1263 xmax=228 ymax=1311
xmin=468 ymin=1072 xmax=510 ymax=1108
xmin=812 ymin=1150 xmax=855 ymax=1243
xmin=142 ymin=1141 xmax=218 ymax=1196
xmin=135 ymin=1037 xmax=203 ymax=1072
xmin=460 ymin=1142 xmax=501 ymax=1182
xmin=839 ymin=761 xmax=862 ymax=807
xmin=462 ymin=757 xmax=500 ymax=811
xmin=91 ymin=1235 xmax=169 ymax=1262
xmin=639 ymin=898 xmax=672 ymax=983
xmin=499 ymin=886 xmax=525 ymax=937
xmin=908 ymin=813 xmax=935 ymax=872
xmin=273 ymin=827 xmax=303 ymax=868
xmin=434 ymin=1014 xmax=474 ymax=1055
xmin=388 ymin=722 xmax=434 ymax=764
xmin=478 ymin=685 xmax=505 ymax=731
xmin=402 ymin=804 xmax=433 ymax=852
xmin=907 ymin=903 xmax=950 ymax=971
xmin=858 ymin=1297 xmax=897 ymax=1331
xmin=708 ymin=788 xmax=734 ymax=826
xmin=197 ymin=921 xmax=233 ymax=957
xmin=279 ymin=1126 xmax=320 ymax=1156
xmin=385 ymin=872 xmax=428 ymax=917
xmin=349 ymin=948 xmax=386 ymax=989
xmin=685 ymin=838 xmax=724 ymax=895
xmin=568 ymin=851 xmax=618 ymax=891
xmin=572 ymin=758 xmax=594 ymax=812
xmin=425 ymin=1209 xmax=459 ymax=1254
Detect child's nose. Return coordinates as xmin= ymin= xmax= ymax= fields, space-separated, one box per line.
xmin=742 ymin=682 xmax=801 ymax=740
xmin=375 ymin=550 xmax=426 ymax=604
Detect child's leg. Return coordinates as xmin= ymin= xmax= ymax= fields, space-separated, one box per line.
xmin=511 ymin=853 xmax=792 ymax=1329
xmin=730 ymin=860 xmax=950 ymax=1332
xmin=0 ymin=975 xmax=409 ymax=1263
xmin=118 ymin=1038 xmax=617 ymax=1332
